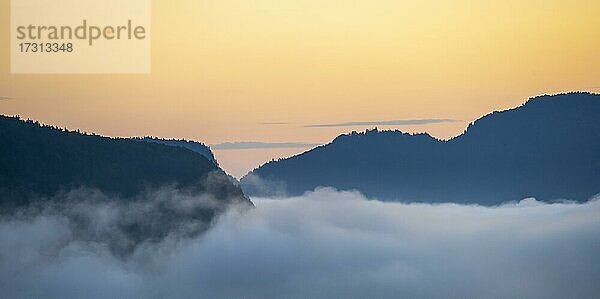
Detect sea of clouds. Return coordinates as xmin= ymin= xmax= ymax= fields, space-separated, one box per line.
xmin=1 ymin=187 xmax=599 ymax=299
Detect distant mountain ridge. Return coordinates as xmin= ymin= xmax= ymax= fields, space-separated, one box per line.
xmin=242 ymin=92 xmax=600 ymax=204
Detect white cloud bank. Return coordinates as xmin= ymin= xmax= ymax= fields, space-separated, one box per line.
xmin=1 ymin=187 xmax=599 ymax=299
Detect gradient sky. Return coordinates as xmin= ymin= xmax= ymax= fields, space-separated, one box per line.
xmin=1 ymin=0 xmax=599 ymax=177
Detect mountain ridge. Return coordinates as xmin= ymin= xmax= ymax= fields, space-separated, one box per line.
xmin=0 ymin=115 xmax=250 ymax=208
xmin=242 ymin=92 xmax=600 ymax=204
xmin=135 ymin=136 xmax=217 ymax=164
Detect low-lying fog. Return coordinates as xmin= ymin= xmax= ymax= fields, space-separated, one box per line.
xmin=1 ymin=188 xmax=599 ymax=299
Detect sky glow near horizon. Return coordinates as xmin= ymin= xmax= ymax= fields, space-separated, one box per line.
xmin=1 ymin=0 xmax=599 ymax=176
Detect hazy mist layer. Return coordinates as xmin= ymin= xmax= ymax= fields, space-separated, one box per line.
xmin=1 ymin=188 xmax=599 ymax=299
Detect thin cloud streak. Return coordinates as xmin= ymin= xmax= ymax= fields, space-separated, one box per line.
xmin=260 ymin=122 xmax=289 ymax=125
xmin=212 ymin=141 xmax=320 ymax=150
xmin=306 ymin=118 xmax=459 ymax=128
xmin=0 ymin=96 xmax=14 ymax=101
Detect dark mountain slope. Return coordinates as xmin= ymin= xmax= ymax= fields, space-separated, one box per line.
xmin=242 ymin=92 xmax=600 ymax=204
xmin=0 ymin=115 xmax=249 ymax=208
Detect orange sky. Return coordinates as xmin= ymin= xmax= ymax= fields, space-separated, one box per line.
xmin=1 ymin=0 xmax=599 ymax=177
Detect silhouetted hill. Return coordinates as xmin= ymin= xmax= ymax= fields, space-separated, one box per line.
xmin=135 ymin=137 xmax=217 ymax=164
xmin=0 ymin=115 xmax=250 ymax=209
xmin=242 ymin=92 xmax=600 ymax=204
